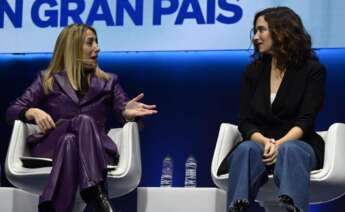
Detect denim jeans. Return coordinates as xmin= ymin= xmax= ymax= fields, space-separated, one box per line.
xmin=227 ymin=140 xmax=317 ymax=212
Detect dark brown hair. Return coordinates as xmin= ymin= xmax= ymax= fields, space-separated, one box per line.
xmin=252 ymin=7 xmax=316 ymax=70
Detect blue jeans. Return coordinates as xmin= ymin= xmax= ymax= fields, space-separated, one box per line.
xmin=227 ymin=140 xmax=317 ymax=212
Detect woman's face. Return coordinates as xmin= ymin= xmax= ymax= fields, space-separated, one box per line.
xmin=82 ymin=29 xmax=100 ymax=69
xmin=253 ymin=15 xmax=273 ymax=54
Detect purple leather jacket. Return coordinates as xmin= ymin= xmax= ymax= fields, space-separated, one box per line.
xmin=6 ymin=70 xmax=129 ymax=156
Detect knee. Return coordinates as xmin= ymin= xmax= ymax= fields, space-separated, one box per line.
xmin=279 ymin=141 xmax=300 ymax=152
xmin=232 ymin=141 xmax=262 ymax=156
xmin=57 ymin=133 xmax=78 ymax=159
xmin=228 ymin=141 xmax=263 ymax=169
xmin=60 ymin=133 xmax=77 ymax=146
xmin=278 ymin=141 xmax=305 ymax=158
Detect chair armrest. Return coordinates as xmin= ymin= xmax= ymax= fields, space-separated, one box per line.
xmin=7 ymin=120 xmax=28 ymax=166
xmin=6 ymin=120 xmax=52 ymax=194
xmin=107 ymin=122 xmax=140 ymax=176
xmin=313 ymin=123 xmax=345 ymax=183
xmin=107 ymin=121 xmax=142 ymax=198
xmin=5 ymin=120 xmax=39 ymax=170
xmin=211 ymin=123 xmax=242 ymax=179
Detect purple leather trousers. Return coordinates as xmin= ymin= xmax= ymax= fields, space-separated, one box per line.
xmin=30 ymin=115 xmax=116 ymax=212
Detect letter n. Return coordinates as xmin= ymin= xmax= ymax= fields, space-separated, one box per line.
xmin=0 ymin=0 xmax=23 ymax=28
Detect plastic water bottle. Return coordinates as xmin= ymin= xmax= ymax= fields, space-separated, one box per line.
xmin=184 ymin=155 xmax=197 ymax=187
xmin=160 ymin=155 xmax=173 ymax=187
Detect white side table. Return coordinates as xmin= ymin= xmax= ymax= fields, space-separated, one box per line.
xmin=0 ymin=187 xmax=38 ymax=212
xmin=137 ymin=187 xmax=226 ymax=212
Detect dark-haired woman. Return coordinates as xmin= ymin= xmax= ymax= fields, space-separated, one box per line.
xmin=225 ymin=7 xmax=325 ymax=212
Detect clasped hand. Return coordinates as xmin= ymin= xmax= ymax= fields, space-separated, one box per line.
xmin=262 ymin=139 xmax=280 ymax=166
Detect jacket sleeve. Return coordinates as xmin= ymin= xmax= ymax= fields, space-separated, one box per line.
xmin=294 ymin=62 xmax=326 ymax=135
xmin=6 ymin=72 xmax=45 ymax=124
xmin=238 ymin=64 xmax=261 ymax=140
xmin=111 ymin=74 xmax=129 ymax=122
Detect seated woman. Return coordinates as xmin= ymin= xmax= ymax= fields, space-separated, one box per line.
xmin=6 ymin=24 xmax=157 ymax=212
xmin=225 ymin=7 xmax=325 ymax=212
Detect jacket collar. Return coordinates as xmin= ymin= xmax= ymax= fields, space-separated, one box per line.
xmin=54 ymin=71 xmax=79 ymax=104
xmin=54 ymin=71 xmax=106 ymax=105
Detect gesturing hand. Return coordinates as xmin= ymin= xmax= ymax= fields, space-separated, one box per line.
xmin=25 ymin=108 xmax=56 ymax=133
xmin=122 ymin=93 xmax=158 ymax=121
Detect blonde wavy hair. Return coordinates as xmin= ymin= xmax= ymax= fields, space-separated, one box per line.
xmin=43 ymin=24 xmax=109 ymax=94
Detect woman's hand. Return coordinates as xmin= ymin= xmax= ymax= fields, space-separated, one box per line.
xmin=25 ymin=108 xmax=56 ymax=133
xmin=122 ymin=93 xmax=158 ymax=121
xmin=262 ymin=139 xmax=279 ymax=166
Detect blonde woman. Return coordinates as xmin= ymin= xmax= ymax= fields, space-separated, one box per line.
xmin=6 ymin=24 xmax=157 ymax=212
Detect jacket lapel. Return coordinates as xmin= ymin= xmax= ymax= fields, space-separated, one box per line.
xmin=54 ymin=72 xmax=79 ymax=104
xmin=271 ymin=66 xmax=294 ymax=115
xmin=263 ymin=62 xmax=272 ymax=111
xmin=80 ymin=73 xmax=106 ymax=105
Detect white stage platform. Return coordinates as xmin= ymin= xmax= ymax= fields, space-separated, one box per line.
xmin=137 ymin=187 xmax=226 ymax=212
xmin=0 ymin=187 xmax=227 ymax=212
xmin=0 ymin=187 xmax=38 ymax=212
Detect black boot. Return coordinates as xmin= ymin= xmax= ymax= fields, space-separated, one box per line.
xmin=81 ymin=185 xmax=113 ymax=212
xmin=278 ymin=195 xmax=301 ymax=212
xmin=38 ymin=201 xmax=55 ymax=212
xmin=229 ymin=200 xmax=249 ymax=212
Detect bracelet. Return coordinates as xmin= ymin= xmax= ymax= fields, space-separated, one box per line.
xmin=125 ymin=117 xmax=136 ymax=122
xmin=269 ymin=138 xmax=276 ymax=143
xmin=124 ymin=115 xmax=142 ymax=122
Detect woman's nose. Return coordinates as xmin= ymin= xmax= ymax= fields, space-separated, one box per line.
xmin=253 ymin=33 xmax=261 ymax=45
xmin=94 ymin=43 xmax=100 ymax=52
xmin=253 ymin=31 xmax=259 ymax=41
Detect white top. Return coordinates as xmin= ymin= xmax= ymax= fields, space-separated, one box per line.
xmin=270 ymin=93 xmax=277 ymax=105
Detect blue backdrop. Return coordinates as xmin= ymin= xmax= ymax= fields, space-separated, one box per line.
xmin=0 ymin=49 xmax=345 ymax=211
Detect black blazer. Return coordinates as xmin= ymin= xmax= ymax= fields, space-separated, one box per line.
xmin=218 ymin=58 xmax=326 ymax=175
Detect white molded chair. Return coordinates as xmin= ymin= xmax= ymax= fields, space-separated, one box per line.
xmin=211 ymin=123 xmax=345 ymax=212
xmin=5 ymin=120 xmax=141 ymax=212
